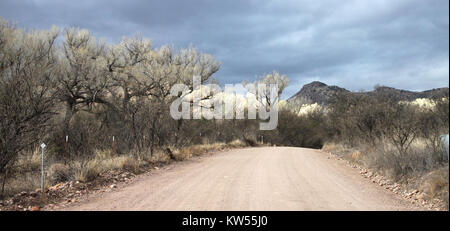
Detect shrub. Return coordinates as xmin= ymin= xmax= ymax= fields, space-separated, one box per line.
xmin=274 ymin=109 xmax=326 ymax=149
xmin=227 ymin=139 xmax=246 ymax=148
xmin=49 ymin=163 xmax=72 ymax=185
xmin=120 ymin=156 xmax=140 ymax=174
xmin=74 ymin=159 xmax=102 ymax=182
xmin=244 ymin=138 xmax=259 ymax=147
xmin=420 ymin=166 xmax=449 ymax=209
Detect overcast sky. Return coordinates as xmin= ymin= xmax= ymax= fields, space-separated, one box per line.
xmin=1 ymin=0 xmax=448 ymax=99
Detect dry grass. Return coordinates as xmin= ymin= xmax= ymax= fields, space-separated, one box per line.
xmin=13 ymin=150 xmax=42 ymax=174
xmin=419 ymin=166 xmax=449 ymax=209
xmin=119 ymin=156 xmax=140 ymax=174
xmin=49 ymin=163 xmax=72 ymax=185
xmin=322 ymin=142 xmax=362 ymax=162
xmin=142 ymin=151 xmax=171 ymax=164
xmin=227 ymin=139 xmax=247 ymax=148
xmin=1 ymin=150 xmax=43 ymax=197
xmin=323 ymin=140 xmax=449 ymax=209
xmin=1 ymin=139 xmax=250 ymax=198
xmin=1 ymin=172 xmax=41 ymax=197
xmin=73 ymin=159 xmax=102 ymax=182
xmin=172 ymin=139 xmax=248 ymax=160
xmin=349 ymin=150 xmax=363 ymax=164
xmin=184 ymin=143 xmax=225 ymax=156
xmin=367 ymin=140 xmax=444 ymax=180
xmin=324 ymin=139 xmax=446 ymax=177
xmin=322 ymin=142 xmax=346 ymax=154
xmin=71 ymin=150 xmax=147 ymax=182
xmin=169 ymin=143 xmax=224 ymax=160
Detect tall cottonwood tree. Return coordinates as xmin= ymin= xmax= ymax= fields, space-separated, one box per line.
xmin=106 ymin=39 xmax=221 ymax=151
xmin=57 ymin=28 xmax=114 ymax=133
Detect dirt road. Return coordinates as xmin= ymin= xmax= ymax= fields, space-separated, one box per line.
xmin=61 ymin=147 xmax=423 ymax=211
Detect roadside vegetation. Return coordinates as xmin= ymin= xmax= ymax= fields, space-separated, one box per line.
xmin=0 ymin=18 xmax=267 ymax=202
xmin=321 ymin=93 xmax=449 ymax=209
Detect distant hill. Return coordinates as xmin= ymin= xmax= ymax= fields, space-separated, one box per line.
xmin=287 ymin=81 xmax=449 ymax=106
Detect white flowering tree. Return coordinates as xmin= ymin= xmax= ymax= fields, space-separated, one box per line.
xmin=243 ymin=71 xmax=290 ymax=107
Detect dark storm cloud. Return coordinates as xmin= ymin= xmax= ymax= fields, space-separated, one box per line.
xmin=1 ymin=0 xmax=448 ymax=98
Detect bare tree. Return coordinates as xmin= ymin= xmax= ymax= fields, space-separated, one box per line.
xmin=105 ymin=37 xmax=221 ymax=152
xmin=57 ymin=28 xmax=114 ymax=134
xmin=0 ymin=18 xmax=58 ymax=194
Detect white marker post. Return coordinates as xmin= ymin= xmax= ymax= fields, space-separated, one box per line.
xmin=112 ymin=136 xmax=115 ymax=156
xmin=40 ymin=143 xmax=46 ymax=192
xmin=65 ymin=135 xmax=69 ymax=164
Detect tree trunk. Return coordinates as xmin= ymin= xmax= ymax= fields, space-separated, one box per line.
xmin=64 ymin=101 xmax=75 ymax=134
xmin=1 ymin=168 xmax=8 ymax=197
